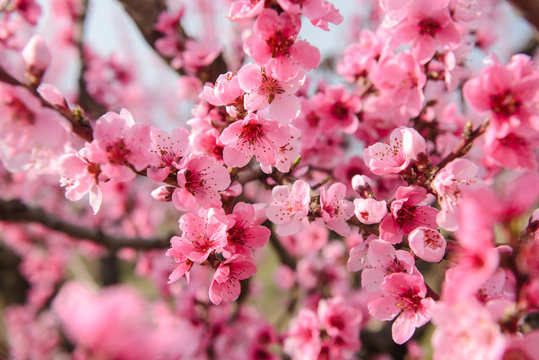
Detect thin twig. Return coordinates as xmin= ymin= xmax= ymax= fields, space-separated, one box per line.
xmin=0 ymin=199 xmax=170 ymax=250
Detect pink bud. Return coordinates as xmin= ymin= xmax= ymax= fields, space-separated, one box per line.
xmin=151 ymin=186 xmax=175 ymax=202
xmin=351 ymin=174 xmax=374 ymax=194
xmin=22 ymin=35 xmax=51 ymax=72
xmin=37 ymin=84 xmax=69 ymax=110
xmin=353 ymin=198 xmax=387 ymax=224
xmin=408 ymin=227 xmax=446 ymax=262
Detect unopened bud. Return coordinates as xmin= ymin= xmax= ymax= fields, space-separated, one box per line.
xmin=151 ymin=186 xmax=175 ymax=202
xmin=351 ymin=174 xmax=374 ymax=196
xmin=23 ymin=35 xmax=50 ymax=71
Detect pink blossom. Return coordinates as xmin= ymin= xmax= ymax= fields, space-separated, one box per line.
xmin=371 ymin=52 xmax=426 ymax=118
xmin=166 ymin=238 xmax=194 ymax=283
xmin=483 ymin=130 xmax=538 ymax=171
xmin=337 ymin=30 xmax=383 ymax=83
xmin=317 ymin=297 xmax=361 ymax=346
xmin=463 ymin=54 xmax=539 ymax=137
xmin=368 ymin=273 xmax=435 ymax=344
xmin=276 ymin=0 xmax=343 ymax=31
xmin=267 ymin=180 xmax=311 ymax=236
xmin=319 ymin=86 xmax=362 ymax=134
xmin=227 ymin=0 xmax=265 ymax=21
xmin=266 ymin=125 xmax=301 ymax=173
xmin=174 ymin=154 xmax=231 ymax=210
xmin=209 ymin=255 xmax=257 ymax=305
xmin=432 ymin=158 xmax=480 ymax=231
xmin=354 ymin=198 xmax=387 ymax=224
xmin=200 ymin=71 xmax=244 ymax=106
xmin=319 ymin=183 xmax=354 ymax=236
xmin=408 ymin=227 xmax=446 ymax=262
xmin=363 ymin=127 xmax=426 ymax=176
xmin=347 ymin=234 xmax=374 ymax=272
xmin=283 ymin=309 xmax=321 ymax=360
xmin=59 ymin=147 xmax=102 ymax=214
xmin=243 ymin=9 xmax=321 ymax=80
xmin=379 ymin=186 xmax=438 ymax=244
xmin=431 ymin=300 xmax=506 ymax=360
xmin=220 ymin=113 xmax=290 ymax=169
xmin=87 ymin=109 xmax=151 ymax=182
xmin=0 ymin=84 xmax=70 ymax=173
xmin=237 ymin=63 xmax=305 ymax=123
xmin=387 ymin=2 xmax=462 ymax=64
xmin=171 ymin=211 xmax=227 ymax=264
xmin=147 ymin=127 xmax=190 ymax=182
xmin=223 ymin=202 xmax=271 ymax=256
xmin=361 ymin=239 xmax=416 ymax=291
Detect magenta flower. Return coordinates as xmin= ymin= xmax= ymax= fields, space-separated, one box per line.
xmin=237 ymin=63 xmax=305 ymax=123
xmin=276 ymin=0 xmax=343 ymax=31
xmin=209 ymin=255 xmax=257 ymax=305
xmin=243 ymin=9 xmax=321 ymax=80
xmin=319 ymin=86 xmax=362 ymax=134
xmin=220 ymin=113 xmax=290 ymax=169
xmin=283 ymin=309 xmax=321 ymax=360
xmin=223 ymin=202 xmax=271 ymax=256
xmin=172 ymin=212 xmax=227 ymax=264
xmin=363 ymin=126 xmax=426 ymax=176
xmin=147 ymin=127 xmax=190 ymax=182
xmin=174 ymin=154 xmax=231 ymax=210
xmin=368 ymin=273 xmax=435 ymax=344
xmin=319 ymin=183 xmax=354 ymax=236
xmin=463 ymin=54 xmax=539 ymax=138
xmin=267 ymin=180 xmax=311 ymax=236
xmin=388 ymin=1 xmax=461 ymax=64
xmin=87 ymin=109 xmax=151 ymax=182
xmin=379 ymin=186 xmax=438 ymax=244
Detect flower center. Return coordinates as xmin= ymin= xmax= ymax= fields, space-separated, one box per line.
xmin=418 ymin=17 xmax=441 ymax=38
xmin=106 ymin=139 xmax=130 ymax=164
xmin=491 ymin=91 xmax=520 ymax=117
xmin=266 ymin=30 xmax=294 ymax=58
xmin=239 ymin=123 xmax=264 ymax=144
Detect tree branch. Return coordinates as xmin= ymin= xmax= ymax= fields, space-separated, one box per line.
xmin=268 ymin=230 xmax=297 ymax=269
xmin=0 ymin=199 xmax=170 ymax=250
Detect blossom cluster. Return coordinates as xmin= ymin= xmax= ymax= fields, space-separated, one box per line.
xmin=0 ymin=0 xmax=538 ymax=359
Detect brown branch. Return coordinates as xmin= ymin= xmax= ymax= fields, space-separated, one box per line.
xmin=0 ymin=199 xmax=170 ymax=249
xmin=268 ymin=230 xmax=297 ymax=269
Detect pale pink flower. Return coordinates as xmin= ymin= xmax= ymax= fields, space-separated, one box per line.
xmin=209 ymin=255 xmax=257 ymax=305
xmin=267 ymin=125 xmax=301 ymax=173
xmin=361 ymin=239 xmax=416 ymax=291
xmin=220 ymin=113 xmax=290 ymax=169
xmin=463 ymin=54 xmax=539 ymax=137
xmin=200 ymin=71 xmax=244 ymax=106
xmin=337 ymin=30 xmax=383 ymax=83
xmin=347 ymin=234 xmax=375 ymax=272
xmin=431 ymin=300 xmax=506 ymax=360
xmin=166 ymin=238 xmax=193 ymax=283
xmin=319 ymin=183 xmax=354 ymax=236
xmin=387 ymin=2 xmax=462 ymax=64
xmin=174 ymin=154 xmax=231 ymax=210
xmin=408 ymin=227 xmax=446 ymax=262
xmin=371 ymin=52 xmax=426 ymax=118
xmin=172 ymin=211 xmax=227 ymax=264
xmin=237 ymin=63 xmax=305 ymax=123
xmin=432 ymin=158 xmax=480 ymax=231
xmin=363 ymin=127 xmax=426 ymax=176
xmin=182 ymin=39 xmax=222 ymax=75
xmin=0 ymin=84 xmax=70 ymax=173
xmin=59 ymin=148 xmax=102 ymax=214
xmin=276 ymin=0 xmax=343 ymax=31
xmin=267 ymin=180 xmax=311 ymax=236
xmin=243 ymin=9 xmax=321 ymax=80
xmin=147 ymin=127 xmax=190 ymax=182
xmin=368 ymin=273 xmax=435 ymax=345
xmin=379 ymin=186 xmax=438 ymax=244
xmin=223 ymin=202 xmax=271 ymax=256
xmin=227 ymin=0 xmax=265 ymax=21
xmin=283 ymin=309 xmax=321 ymax=360
xmin=87 ymin=109 xmax=151 ymax=182
xmin=354 ymin=198 xmax=387 ymax=224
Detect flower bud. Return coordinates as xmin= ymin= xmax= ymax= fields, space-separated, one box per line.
xmin=22 ymin=35 xmax=51 ymax=72
xmin=151 ymin=186 xmax=175 ymax=202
